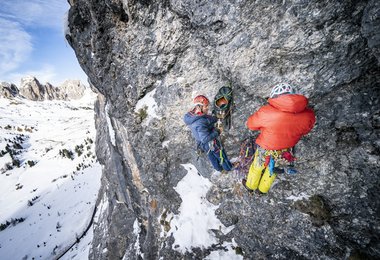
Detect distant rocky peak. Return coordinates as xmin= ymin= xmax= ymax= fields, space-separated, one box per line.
xmin=0 ymin=82 xmax=19 ymax=98
xmin=19 ymin=76 xmax=41 ymax=87
xmin=19 ymin=76 xmax=46 ymax=101
xmin=59 ymin=79 xmax=87 ymax=100
xmin=0 ymin=76 xmax=90 ymax=101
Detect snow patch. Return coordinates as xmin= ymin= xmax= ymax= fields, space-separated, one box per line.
xmin=105 ymin=102 xmax=116 ymax=146
xmin=162 ymin=140 xmax=170 ymax=148
xmin=205 ymin=239 xmax=243 ymax=260
xmin=169 ymin=163 xmax=234 ymax=253
xmin=134 ymin=87 xmax=160 ymax=126
xmin=176 ymin=77 xmax=185 ymax=83
xmin=0 ymin=93 xmax=101 ymax=259
xmin=0 ymin=153 xmax=12 ymax=171
xmin=133 ymin=219 xmax=143 ymax=258
xmin=60 ymin=224 xmax=94 ymax=260
xmin=286 ymin=192 xmax=310 ymax=201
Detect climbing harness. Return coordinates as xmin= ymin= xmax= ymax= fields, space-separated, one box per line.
xmin=263 ymin=148 xmax=296 ymax=176
xmin=195 ymin=143 xmax=204 ymax=161
xmin=244 ymin=146 xmax=297 ymax=193
xmin=203 ymin=137 xmax=229 ymax=168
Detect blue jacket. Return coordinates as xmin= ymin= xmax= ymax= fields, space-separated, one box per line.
xmin=184 ymin=111 xmax=220 ymax=152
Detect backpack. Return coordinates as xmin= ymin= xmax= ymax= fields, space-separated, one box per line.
xmin=213 ymin=86 xmax=234 ymax=130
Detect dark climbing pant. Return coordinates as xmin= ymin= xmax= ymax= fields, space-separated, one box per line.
xmin=208 ymin=149 xmax=233 ymax=171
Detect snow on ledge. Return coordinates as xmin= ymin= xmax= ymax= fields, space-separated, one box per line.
xmin=169 ymin=163 xmax=235 ymax=253
xmin=134 ymin=88 xmax=160 ymax=126
xmin=162 ymin=140 xmax=170 ymax=148
xmin=133 ymin=219 xmax=144 ymax=258
xmin=286 ymin=192 xmax=310 ymax=201
xmin=205 ymin=239 xmax=243 ymax=260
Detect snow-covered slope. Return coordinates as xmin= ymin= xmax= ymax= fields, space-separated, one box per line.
xmin=0 ymin=90 xmax=101 ymax=259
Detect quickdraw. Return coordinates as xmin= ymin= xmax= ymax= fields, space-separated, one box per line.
xmin=219 ymin=149 xmax=224 ymax=165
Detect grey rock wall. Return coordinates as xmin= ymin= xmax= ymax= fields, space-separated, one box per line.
xmin=67 ymin=0 xmax=380 ymax=259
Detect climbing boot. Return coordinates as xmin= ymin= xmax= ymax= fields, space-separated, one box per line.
xmin=242 ymin=179 xmax=254 ymax=193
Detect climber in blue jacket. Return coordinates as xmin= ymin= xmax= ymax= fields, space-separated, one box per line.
xmin=184 ymin=95 xmax=233 ymax=172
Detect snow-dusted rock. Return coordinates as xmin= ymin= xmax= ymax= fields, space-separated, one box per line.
xmin=18 ymin=76 xmax=44 ymax=101
xmin=59 ymin=79 xmax=87 ymax=100
xmin=0 ymin=82 xmax=19 ymax=98
xmin=17 ymin=76 xmax=87 ymax=101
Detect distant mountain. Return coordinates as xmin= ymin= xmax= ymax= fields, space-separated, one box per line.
xmin=0 ymin=76 xmax=90 ymax=101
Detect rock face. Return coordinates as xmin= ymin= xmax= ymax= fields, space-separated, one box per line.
xmin=67 ymin=0 xmax=380 ymax=259
xmin=0 ymin=82 xmax=19 ymax=98
xmin=19 ymin=76 xmax=48 ymax=101
xmin=59 ymin=79 xmax=87 ymax=99
xmin=17 ymin=76 xmax=87 ymax=101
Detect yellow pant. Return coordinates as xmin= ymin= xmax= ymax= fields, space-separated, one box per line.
xmin=245 ymin=150 xmax=277 ymax=193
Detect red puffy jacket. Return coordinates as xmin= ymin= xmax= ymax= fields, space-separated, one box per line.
xmin=246 ymin=94 xmax=316 ymax=150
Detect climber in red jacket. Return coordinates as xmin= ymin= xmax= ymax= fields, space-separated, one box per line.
xmin=243 ymin=83 xmax=316 ymax=193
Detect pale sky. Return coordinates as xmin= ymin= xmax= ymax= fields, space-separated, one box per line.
xmin=0 ymin=0 xmax=88 ymax=86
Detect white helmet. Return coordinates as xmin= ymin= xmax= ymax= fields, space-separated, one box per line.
xmin=270 ymin=83 xmax=294 ymax=98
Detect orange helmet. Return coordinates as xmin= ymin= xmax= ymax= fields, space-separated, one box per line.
xmin=193 ymin=95 xmax=210 ymax=106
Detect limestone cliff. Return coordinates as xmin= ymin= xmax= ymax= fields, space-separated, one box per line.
xmin=67 ymin=0 xmax=380 ymax=259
